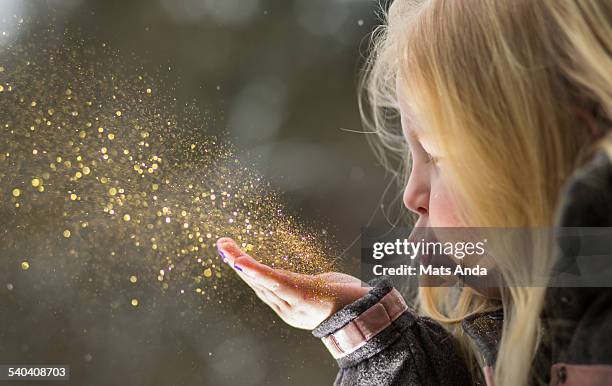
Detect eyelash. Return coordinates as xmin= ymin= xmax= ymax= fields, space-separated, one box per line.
xmin=424 ymin=151 xmax=438 ymax=165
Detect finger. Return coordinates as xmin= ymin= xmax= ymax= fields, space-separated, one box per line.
xmin=257 ymin=287 xmax=291 ymax=311
xmin=253 ymin=287 xmax=286 ymax=317
xmin=217 ymin=238 xmax=302 ymax=302
xmin=260 ymin=286 xmax=292 ymax=308
xmin=232 ymin=255 xmax=303 ymax=303
xmin=238 ymin=273 xmax=287 ymax=312
xmin=216 ymin=237 xmax=245 ymax=267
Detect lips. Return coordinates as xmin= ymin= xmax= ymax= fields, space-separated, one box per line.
xmin=407 ymin=227 xmax=438 ymax=264
xmin=420 ymin=252 xmax=432 ymax=265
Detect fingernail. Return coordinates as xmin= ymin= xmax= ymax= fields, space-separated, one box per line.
xmin=217 ymin=247 xmax=229 ymax=263
xmin=234 ymin=264 xmax=256 ymax=280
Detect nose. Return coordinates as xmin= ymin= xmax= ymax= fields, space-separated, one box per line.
xmin=403 ymin=167 xmax=429 ymax=217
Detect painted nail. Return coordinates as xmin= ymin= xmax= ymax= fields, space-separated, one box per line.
xmin=234 ymin=264 xmax=256 ymax=280
xmin=217 ymin=247 xmax=229 ymax=263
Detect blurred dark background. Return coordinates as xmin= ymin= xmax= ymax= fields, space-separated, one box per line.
xmin=0 ymin=0 xmax=401 ymax=385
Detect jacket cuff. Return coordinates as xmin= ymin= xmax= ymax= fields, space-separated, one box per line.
xmin=312 ymin=277 xmax=394 ymax=338
xmin=311 ymin=277 xmax=415 ymax=368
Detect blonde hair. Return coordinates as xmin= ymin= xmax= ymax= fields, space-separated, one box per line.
xmin=360 ymin=1 xmax=612 ymax=385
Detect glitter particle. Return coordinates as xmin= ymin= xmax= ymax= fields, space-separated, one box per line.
xmin=21 ymin=261 xmax=30 ymax=270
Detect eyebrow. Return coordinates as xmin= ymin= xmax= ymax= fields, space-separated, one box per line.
xmin=402 ymin=122 xmax=421 ymax=142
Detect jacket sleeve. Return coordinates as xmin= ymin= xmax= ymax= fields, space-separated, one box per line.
xmin=546 ymin=150 xmax=612 ymax=385
xmin=311 ymin=277 xmax=473 ymax=386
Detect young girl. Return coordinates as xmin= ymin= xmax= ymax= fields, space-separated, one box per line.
xmin=217 ymin=0 xmax=612 ymax=385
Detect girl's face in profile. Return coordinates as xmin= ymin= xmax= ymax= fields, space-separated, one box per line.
xmin=397 ymin=81 xmax=464 ymax=228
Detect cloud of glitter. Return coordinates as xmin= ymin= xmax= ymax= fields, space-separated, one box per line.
xmin=0 ymin=25 xmax=337 ymax=307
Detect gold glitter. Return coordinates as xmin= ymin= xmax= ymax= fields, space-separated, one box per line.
xmin=0 ymin=34 xmax=337 ymax=307
xmin=129 ymin=275 xmax=137 ymax=283
xmin=21 ymin=261 xmax=30 ymax=270
xmin=0 ymin=85 xmax=4 ymax=92
xmin=31 ymin=178 xmax=41 ymax=187
xmin=131 ymin=299 xmax=139 ymax=307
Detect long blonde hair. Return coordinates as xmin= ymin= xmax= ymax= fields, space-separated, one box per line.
xmin=359 ymin=1 xmax=612 ymax=385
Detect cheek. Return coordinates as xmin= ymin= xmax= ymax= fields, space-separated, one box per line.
xmin=428 ymin=176 xmax=464 ymax=227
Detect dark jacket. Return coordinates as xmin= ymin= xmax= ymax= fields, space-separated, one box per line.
xmin=312 ymin=150 xmax=612 ymax=386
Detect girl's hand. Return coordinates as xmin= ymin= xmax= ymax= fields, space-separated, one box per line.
xmin=216 ymin=237 xmax=371 ymax=330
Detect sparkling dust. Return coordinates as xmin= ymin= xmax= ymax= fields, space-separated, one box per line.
xmin=0 ymin=32 xmax=338 ymax=307
xmin=21 ymin=261 xmax=30 ymax=270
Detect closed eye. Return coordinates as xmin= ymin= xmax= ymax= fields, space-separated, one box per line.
xmin=424 ymin=151 xmax=438 ymax=165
